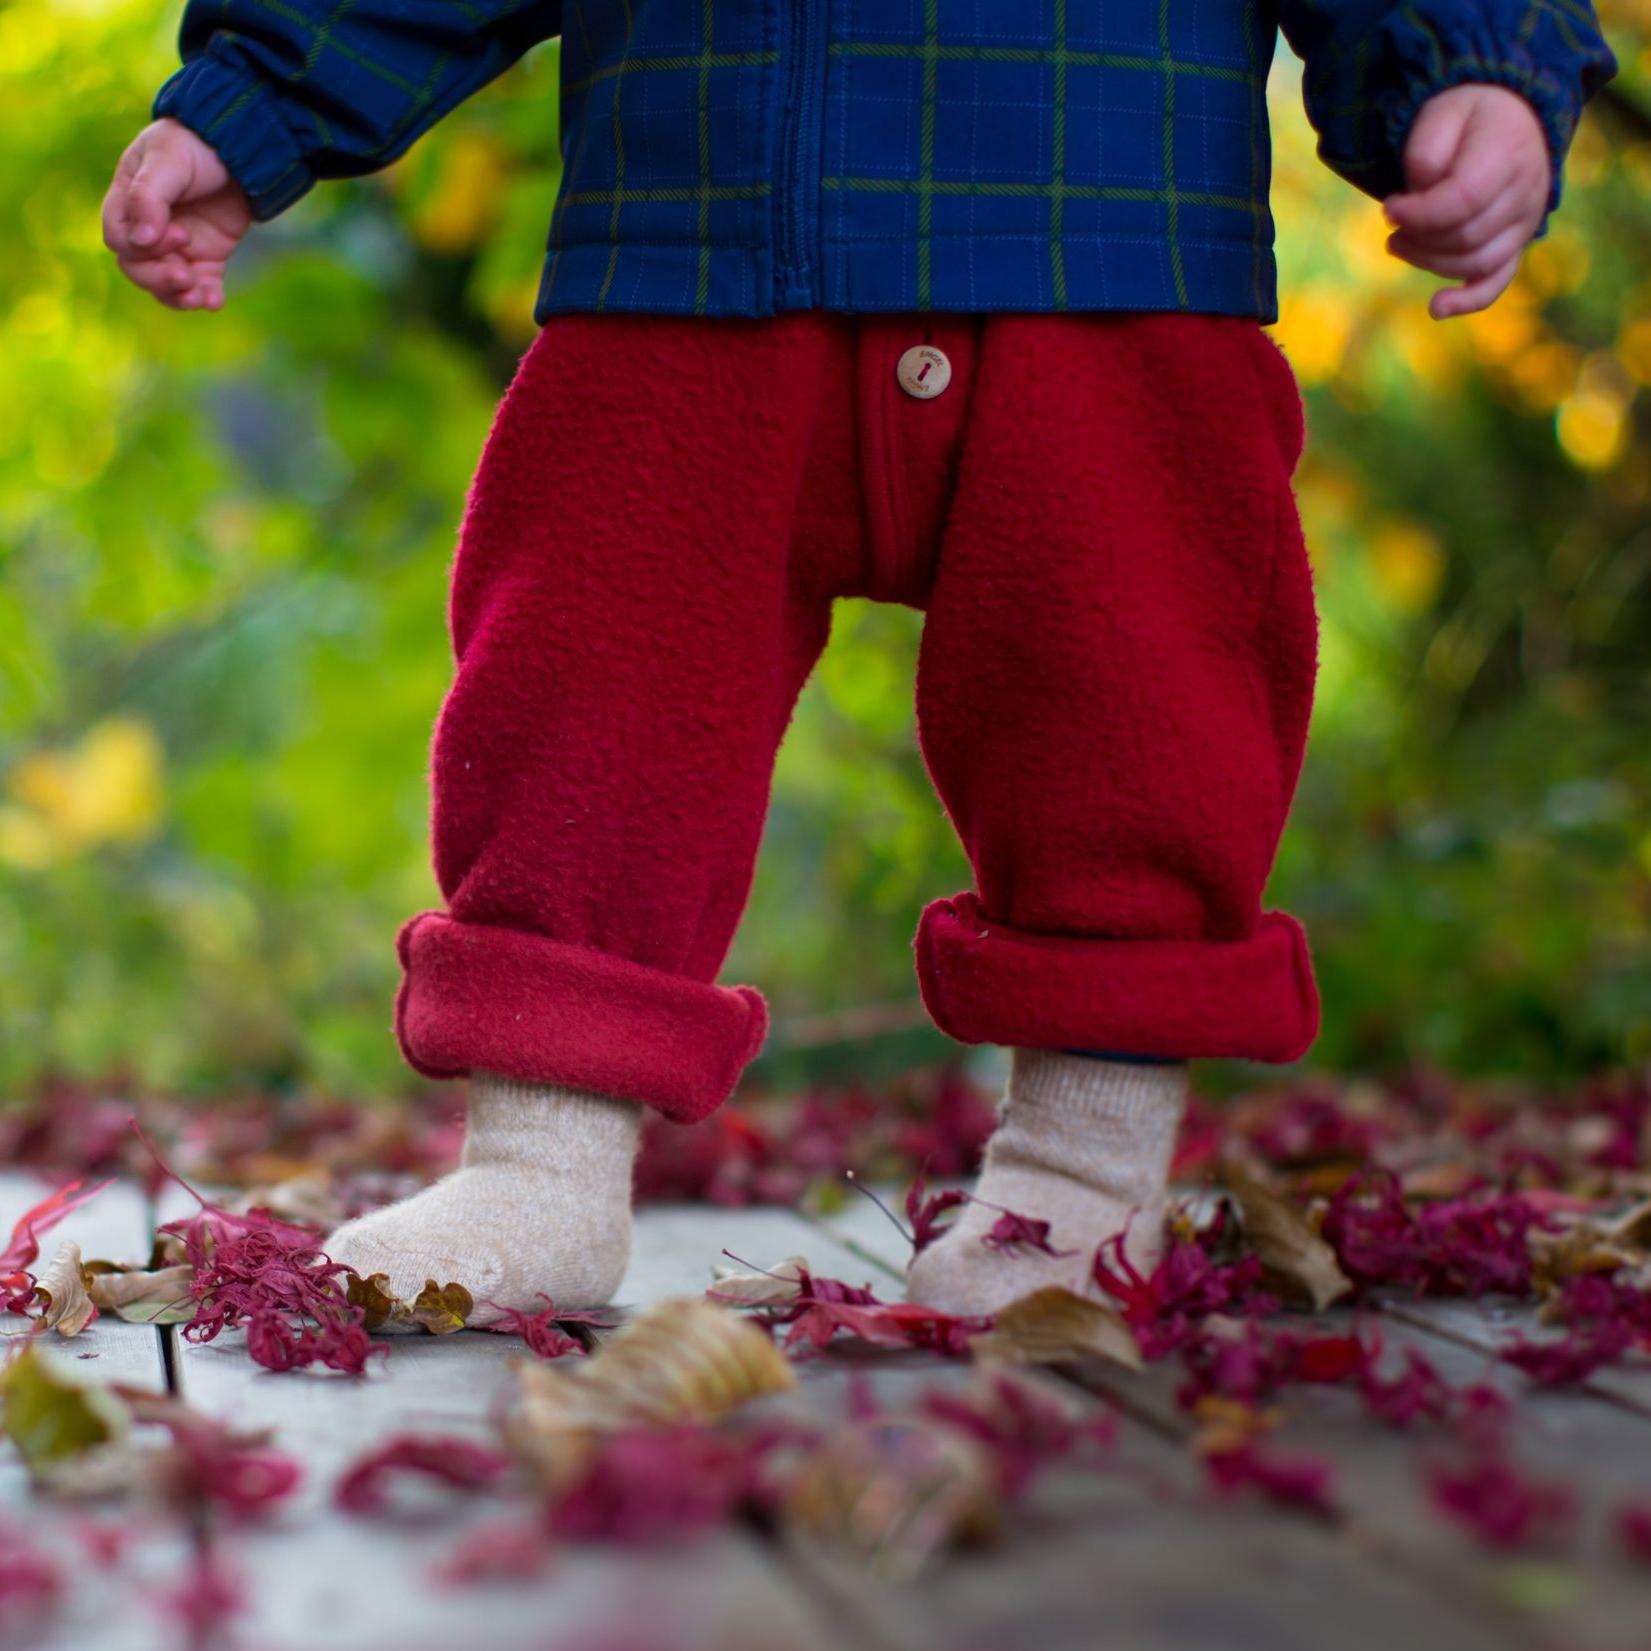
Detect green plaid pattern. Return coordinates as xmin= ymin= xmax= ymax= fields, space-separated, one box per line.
xmin=154 ymin=0 xmax=1615 ymax=322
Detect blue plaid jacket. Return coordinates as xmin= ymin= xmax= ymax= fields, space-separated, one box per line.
xmin=153 ymin=1 xmax=1615 ymax=323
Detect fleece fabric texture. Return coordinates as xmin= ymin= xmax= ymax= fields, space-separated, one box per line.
xmin=395 ymin=309 xmax=1322 ymax=1121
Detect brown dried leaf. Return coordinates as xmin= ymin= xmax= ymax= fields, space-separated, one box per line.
xmin=85 ymin=1264 xmax=197 ymax=1325
xmin=1529 ymin=1223 xmax=1633 ymax=1293
xmin=782 ymin=1417 xmax=997 ymax=1583
xmin=707 ymin=1256 xmax=810 ymax=1308
xmin=395 ymin=1279 xmax=473 ymax=1336
xmin=505 ymin=1298 xmax=794 ymax=1487
xmin=345 ymin=1271 xmax=397 ymax=1332
xmin=36 ymin=1242 xmax=96 ymax=1337
xmin=967 ymin=1286 xmax=1142 ymax=1370
xmin=1604 ymin=1199 xmax=1651 ymax=1255
xmin=1224 ymin=1166 xmax=1353 ymax=1311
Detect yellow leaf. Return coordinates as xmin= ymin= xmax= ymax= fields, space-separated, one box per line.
xmin=0 ymin=1346 xmax=127 ymax=1470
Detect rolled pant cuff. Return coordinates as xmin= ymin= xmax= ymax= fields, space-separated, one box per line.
xmin=914 ymin=893 xmax=1320 ymax=1064
xmin=395 ymin=912 xmax=769 ymax=1123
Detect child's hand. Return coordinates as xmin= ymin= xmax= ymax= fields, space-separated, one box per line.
xmin=102 ymin=119 xmax=252 ymax=312
xmin=1383 ymin=85 xmax=1551 ymax=320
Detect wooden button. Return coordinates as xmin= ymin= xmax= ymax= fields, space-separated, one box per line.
xmin=896 ymin=344 xmax=952 ymax=399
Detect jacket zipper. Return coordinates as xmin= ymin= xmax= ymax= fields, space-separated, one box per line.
xmin=774 ymin=0 xmax=826 ymax=308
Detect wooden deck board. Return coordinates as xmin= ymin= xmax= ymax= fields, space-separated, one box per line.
xmin=6 ymin=1174 xmax=1651 ymax=1651
xmin=0 ymin=1176 xmax=186 ymax=1651
xmin=163 ymin=1198 xmax=876 ymax=1651
xmin=802 ymin=1191 xmax=1651 ymax=1651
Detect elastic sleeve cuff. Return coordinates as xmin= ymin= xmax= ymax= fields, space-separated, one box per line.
xmin=1376 ymin=19 xmax=1582 ymax=226
xmin=152 ymin=46 xmax=315 ymax=221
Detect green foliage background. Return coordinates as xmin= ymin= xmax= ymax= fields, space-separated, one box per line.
xmin=2 ymin=0 xmax=1649 ymax=1099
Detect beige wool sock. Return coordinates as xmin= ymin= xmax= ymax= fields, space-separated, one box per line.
xmin=325 ymin=1073 xmax=642 ymax=1323
xmin=905 ymin=1050 xmax=1188 ymax=1317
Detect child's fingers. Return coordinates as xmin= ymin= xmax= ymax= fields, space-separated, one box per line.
xmin=1386 ymin=149 xmax=1515 ymax=235
xmin=1430 ymin=254 xmax=1521 ymax=320
xmin=1402 ymin=93 xmax=1473 ymax=191
xmin=1393 ymin=184 xmax=1528 ymax=254
xmin=101 ymin=149 xmax=143 ymax=256
xmin=1387 ymin=221 xmax=1530 ymax=282
xmin=116 ymin=251 xmax=195 ymax=305
xmin=123 ymin=142 xmax=194 ymax=250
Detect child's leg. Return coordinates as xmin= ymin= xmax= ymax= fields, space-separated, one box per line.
xmin=905 ymin=313 xmax=1319 ymax=1313
xmin=330 ymin=313 xmax=865 ymax=1312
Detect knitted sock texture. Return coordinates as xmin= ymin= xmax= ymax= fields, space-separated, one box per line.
xmin=905 ymin=1050 xmax=1187 ymax=1317
xmin=325 ymin=1073 xmax=641 ymax=1321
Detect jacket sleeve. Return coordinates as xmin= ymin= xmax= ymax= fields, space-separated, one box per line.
xmin=151 ymin=0 xmax=562 ymax=220
xmin=1274 ymin=0 xmax=1616 ymax=219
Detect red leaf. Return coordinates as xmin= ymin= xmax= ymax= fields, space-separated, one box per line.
xmin=138 ymin=1117 xmax=381 ymax=1376
xmin=436 ymin=1520 xmax=554 ymax=1585
xmin=335 ymin=1434 xmax=513 ymax=1517
xmin=0 ymin=1517 xmax=63 ymax=1639
xmin=159 ymin=1540 xmax=243 ymax=1644
xmin=1500 ymin=1325 xmax=1633 ymax=1387
xmin=1359 ymin=1347 xmax=1454 ymax=1428
xmin=1092 ymin=1219 xmax=1275 ymax=1360
xmin=905 ymin=1172 xmax=967 ymax=1256
xmin=121 ymin=1392 xmax=302 ymax=1520
xmin=783 ymin=1296 xmax=993 ymax=1359
xmin=1616 ymin=1502 xmax=1651 ymax=1566
xmin=1424 ymin=1452 xmax=1574 ymax=1551
xmin=1203 ymin=1441 xmax=1337 ymax=1517
xmin=545 ymin=1426 xmax=774 ymax=1544
xmin=0 ymin=1178 xmax=113 ymax=1285
xmin=480 ymin=1295 xmax=609 ymax=1360
xmin=919 ymin=1373 xmax=1115 ymax=1499
xmin=980 ymin=1209 xmax=1075 ymax=1258
xmin=1321 ymin=1171 xmax=1546 ymax=1299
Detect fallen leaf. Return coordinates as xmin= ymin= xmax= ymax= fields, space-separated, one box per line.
xmin=707 ymin=1256 xmax=812 ymax=1308
xmin=979 ymin=1209 xmax=1075 ymax=1257
xmin=0 ymin=1347 xmax=127 ymax=1470
xmin=0 ymin=1180 xmax=114 ymax=1283
xmin=967 ymin=1287 xmax=1142 ymax=1370
xmin=335 ymin=1433 xmax=512 ymax=1515
xmin=1201 ymin=1437 xmax=1337 ymax=1517
xmin=506 ymin=1299 xmax=793 ymax=1486
xmin=395 ymin=1279 xmax=473 ymax=1336
xmin=85 ymin=1264 xmax=197 ymax=1326
xmin=782 ymin=1417 xmax=996 ymax=1582
xmin=1604 ymin=1198 xmax=1651 ymax=1255
xmin=35 ymin=1244 xmax=95 ymax=1337
xmin=1224 ymin=1166 xmax=1353 ymax=1311
xmin=905 ymin=1173 xmax=967 ymax=1255
xmin=343 ymin=1271 xmax=397 ymax=1331
xmin=481 ymin=1295 xmax=605 ymax=1359
xmin=919 ymin=1367 xmax=1117 ymax=1498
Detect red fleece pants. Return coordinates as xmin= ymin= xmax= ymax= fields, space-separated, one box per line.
xmin=396 ymin=312 xmax=1320 ymax=1122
